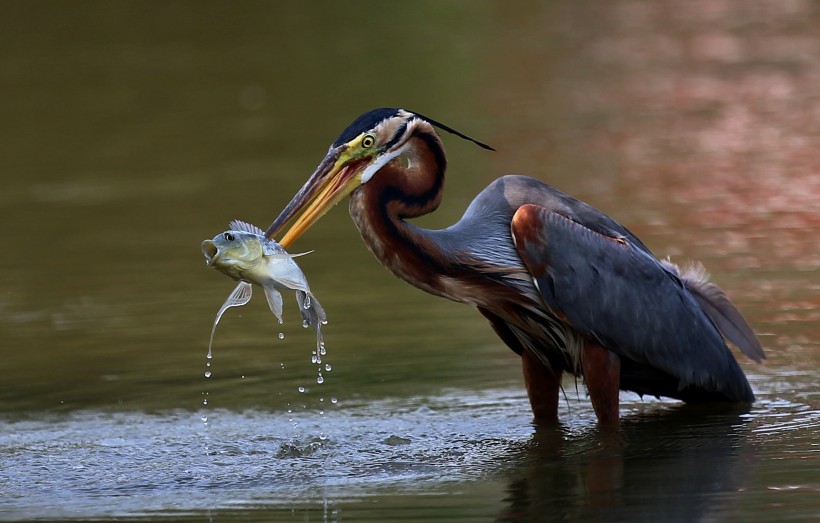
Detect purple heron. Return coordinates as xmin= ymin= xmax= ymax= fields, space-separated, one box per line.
xmin=266 ymin=108 xmax=764 ymax=426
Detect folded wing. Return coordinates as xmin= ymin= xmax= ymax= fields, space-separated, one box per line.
xmin=512 ymin=204 xmax=757 ymax=403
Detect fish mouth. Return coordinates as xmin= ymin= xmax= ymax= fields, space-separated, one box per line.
xmin=201 ymin=240 xmax=219 ymax=266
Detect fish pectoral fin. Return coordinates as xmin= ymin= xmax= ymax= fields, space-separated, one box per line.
xmin=225 ymin=281 xmax=253 ymax=308
xmin=208 ymin=281 xmax=253 ymax=356
xmin=264 ymin=286 xmax=284 ymax=324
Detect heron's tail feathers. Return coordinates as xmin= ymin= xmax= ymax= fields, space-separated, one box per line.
xmin=668 ymin=261 xmax=766 ymax=363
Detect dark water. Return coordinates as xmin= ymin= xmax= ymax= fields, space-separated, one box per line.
xmin=1 ymin=1 xmax=817 ymax=521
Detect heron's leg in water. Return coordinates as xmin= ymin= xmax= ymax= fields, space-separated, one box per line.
xmin=582 ymin=341 xmax=621 ymax=427
xmin=522 ymin=350 xmax=561 ymax=423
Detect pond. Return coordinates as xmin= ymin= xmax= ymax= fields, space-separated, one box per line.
xmin=0 ymin=1 xmax=817 ymax=521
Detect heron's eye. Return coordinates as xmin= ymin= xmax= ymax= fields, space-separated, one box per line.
xmin=224 ymin=232 xmax=235 ymax=242
xmin=361 ymin=134 xmax=376 ymax=149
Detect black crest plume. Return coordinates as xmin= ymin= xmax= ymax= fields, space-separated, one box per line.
xmin=333 ymin=108 xmax=495 ymax=151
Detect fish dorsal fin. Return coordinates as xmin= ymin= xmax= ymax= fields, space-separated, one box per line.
xmin=228 ymin=220 xmax=265 ymax=236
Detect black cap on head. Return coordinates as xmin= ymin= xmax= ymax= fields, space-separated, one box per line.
xmin=332 ymin=108 xmax=401 ymax=147
xmin=332 ymin=108 xmax=495 ymax=151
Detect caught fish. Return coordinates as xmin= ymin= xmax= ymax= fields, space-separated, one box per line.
xmin=201 ymin=220 xmax=326 ymax=355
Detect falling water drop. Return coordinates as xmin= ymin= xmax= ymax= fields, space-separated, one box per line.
xmin=298 ymin=386 xmax=305 ymax=393
xmin=316 ymin=374 xmax=324 ymax=384
xmin=278 ymin=332 xmax=285 ymax=340
xmin=325 ymin=363 xmax=332 ymax=372
xmin=203 ymin=398 xmax=208 ymax=405
xmin=204 ymin=371 xmax=212 ymax=378
xmin=330 ymin=397 xmax=338 ymax=404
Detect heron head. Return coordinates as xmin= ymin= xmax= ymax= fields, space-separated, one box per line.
xmin=265 ymin=108 xmax=492 ymax=248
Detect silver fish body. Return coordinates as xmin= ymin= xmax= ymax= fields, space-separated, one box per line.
xmin=201 ymin=220 xmax=326 ymax=354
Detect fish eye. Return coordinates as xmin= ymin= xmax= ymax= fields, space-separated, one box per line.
xmin=224 ymin=232 xmax=235 ymax=242
xmin=361 ymin=133 xmax=376 ymax=149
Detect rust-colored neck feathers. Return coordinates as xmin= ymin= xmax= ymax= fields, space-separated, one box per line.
xmin=349 ymin=123 xmax=450 ymax=292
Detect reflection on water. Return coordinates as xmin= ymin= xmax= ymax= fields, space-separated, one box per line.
xmin=501 ymin=406 xmax=756 ymax=522
xmin=1 ymin=385 xmax=816 ymax=522
xmin=0 ymin=0 xmax=817 ymax=521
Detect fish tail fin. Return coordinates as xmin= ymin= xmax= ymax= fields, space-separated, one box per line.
xmin=296 ymin=291 xmax=327 ymax=350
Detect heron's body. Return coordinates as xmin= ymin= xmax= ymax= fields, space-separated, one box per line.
xmin=268 ymin=108 xmax=764 ymax=426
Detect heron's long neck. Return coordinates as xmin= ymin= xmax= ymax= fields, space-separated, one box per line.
xmin=349 ymin=133 xmax=455 ymax=295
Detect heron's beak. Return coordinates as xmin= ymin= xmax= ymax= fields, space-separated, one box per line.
xmin=265 ymin=145 xmax=370 ymax=248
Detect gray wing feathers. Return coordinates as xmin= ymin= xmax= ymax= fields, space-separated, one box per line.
xmin=513 ymin=206 xmax=755 ymax=402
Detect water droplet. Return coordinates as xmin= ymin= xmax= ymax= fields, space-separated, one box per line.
xmin=324 ymin=363 xmax=332 ymax=372
xmin=280 ymin=363 xmax=285 ymax=369
xmin=204 ymin=371 xmax=212 ymax=378
xmin=319 ymin=346 xmax=326 ymax=356
xmin=316 ymin=374 xmax=324 ymax=384
xmin=241 ymin=375 xmax=245 ymax=379
xmin=203 ymin=398 xmax=208 ymax=405
xmin=298 ymin=386 xmax=305 ymax=393
xmin=206 ymin=353 xmax=213 ymax=360
xmin=278 ymin=332 xmax=285 ymax=340
xmin=206 ymin=361 xmax=211 ymax=367
xmin=319 ymin=397 xmax=324 ymax=402
xmin=321 ymin=319 xmax=328 ymax=325
xmin=302 ymin=319 xmax=310 ymax=329
xmin=331 ymin=397 xmax=338 ymax=404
